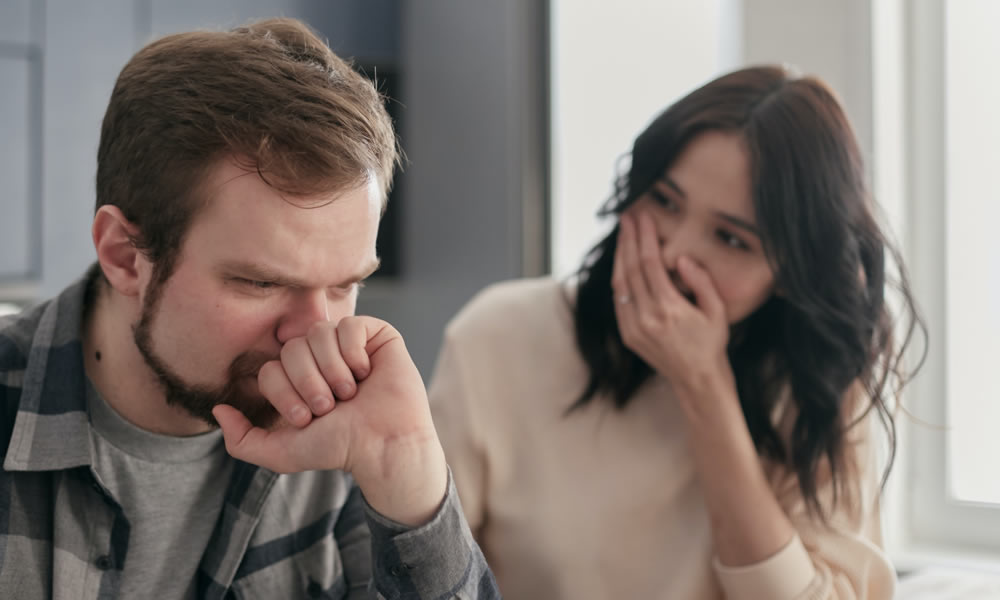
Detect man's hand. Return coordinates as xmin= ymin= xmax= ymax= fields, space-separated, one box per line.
xmin=212 ymin=316 xmax=448 ymax=527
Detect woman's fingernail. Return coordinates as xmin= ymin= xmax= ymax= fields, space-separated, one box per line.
xmin=334 ymin=383 xmax=353 ymax=398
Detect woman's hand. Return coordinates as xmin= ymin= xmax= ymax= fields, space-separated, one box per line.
xmin=611 ymin=211 xmax=735 ymax=404
xmin=613 ymin=211 xmax=797 ymax=567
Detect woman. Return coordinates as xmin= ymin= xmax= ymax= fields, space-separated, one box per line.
xmin=428 ymin=65 xmax=923 ymax=599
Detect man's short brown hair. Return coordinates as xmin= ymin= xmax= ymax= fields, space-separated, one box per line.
xmin=96 ymin=17 xmax=399 ymax=282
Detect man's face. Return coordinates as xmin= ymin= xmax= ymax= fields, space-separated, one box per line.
xmin=133 ymin=159 xmax=382 ymax=428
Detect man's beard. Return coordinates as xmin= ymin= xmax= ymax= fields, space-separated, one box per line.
xmin=132 ymin=275 xmax=280 ymax=429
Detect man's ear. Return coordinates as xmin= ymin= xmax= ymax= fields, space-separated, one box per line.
xmin=92 ymin=205 xmax=149 ymax=297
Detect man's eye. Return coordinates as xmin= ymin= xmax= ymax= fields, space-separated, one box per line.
xmin=334 ymin=281 xmax=364 ymax=296
xmin=238 ymin=278 xmax=276 ymax=290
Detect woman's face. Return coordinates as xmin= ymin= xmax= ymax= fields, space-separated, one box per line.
xmin=624 ymin=130 xmax=776 ymax=324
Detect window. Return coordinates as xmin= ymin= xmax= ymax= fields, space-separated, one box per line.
xmin=942 ymin=0 xmax=1000 ymax=508
xmin=895 ymin=0 xmax=1000 ymax=556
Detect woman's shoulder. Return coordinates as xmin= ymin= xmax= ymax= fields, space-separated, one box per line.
xmin=445 ymin=277 xmax=574 ymax=342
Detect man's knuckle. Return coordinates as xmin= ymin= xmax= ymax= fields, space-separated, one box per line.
xmin=307 ymin=320 xmax=332 ymax=338
xmin=280 ymin=339 xmax=303 ymax=361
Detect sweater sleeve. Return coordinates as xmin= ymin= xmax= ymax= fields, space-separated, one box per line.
xmin=427 ymin=325 xmax=489 ymax=537
xmin=712 ymin=415 xmax=896 ymax=600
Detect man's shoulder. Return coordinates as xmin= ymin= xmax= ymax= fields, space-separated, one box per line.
xmin=0 ymin=298 xmax=60 ymax=451
xmin=0 ymin=298 xmax=56 ymax=392
xmin=0 ymin=303 xmax=47 ymax=406
xmin=0 ymin=313 xmax=31 ymax=464
xmin=0 ymin=305 xmax=44 ymax=373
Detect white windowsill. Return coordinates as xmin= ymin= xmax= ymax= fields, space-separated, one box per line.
xmin=894 ymin=544 xmax=1000 ymax=576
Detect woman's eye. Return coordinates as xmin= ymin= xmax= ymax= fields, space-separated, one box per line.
xmin=650 ymin=189 xmax=677 ymax=210
xmin=718 ymin=231 xmax=750 ymax=250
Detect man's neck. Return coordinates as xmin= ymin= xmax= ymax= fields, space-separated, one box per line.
xmin=83 ymin=283 xmax=213 ymax=437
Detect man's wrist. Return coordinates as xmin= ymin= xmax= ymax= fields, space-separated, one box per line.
xmin=355 ymin=438 xmax=449 ymax=528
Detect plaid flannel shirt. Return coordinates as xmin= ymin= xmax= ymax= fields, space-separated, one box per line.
xmin=0 ymin=268 xmax=499 ymax=599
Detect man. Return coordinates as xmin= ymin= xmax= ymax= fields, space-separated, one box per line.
xmin=0 ymin=18 xmax=498 ymax=599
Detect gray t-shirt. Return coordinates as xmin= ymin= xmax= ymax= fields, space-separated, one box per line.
xmin=87 ymin=381 xmax=234 ymax=599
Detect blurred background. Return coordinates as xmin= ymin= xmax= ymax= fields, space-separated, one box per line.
xmin=0 ymin=0 xmax=996 ymax=596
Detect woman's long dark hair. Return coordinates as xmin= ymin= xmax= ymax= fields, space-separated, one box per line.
xmin=572 ymin=65 xmax=925 ymax=517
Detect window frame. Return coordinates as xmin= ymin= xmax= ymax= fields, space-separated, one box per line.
xmin=888 ymin=0 xmax=1000 ymax=560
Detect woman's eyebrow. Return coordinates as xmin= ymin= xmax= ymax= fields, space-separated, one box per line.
xmin=715 ymin=213 xmax=760 ymax=237
xmin=659 ymin=176 xmax=686 ymax=198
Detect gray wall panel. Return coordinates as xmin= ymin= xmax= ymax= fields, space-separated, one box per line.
xmin=356 ymin=0 xmax=548 ymax=376
xmin=0 ymin=56 xmax=31 ymax=278
xmin=40 ymin=0 xmax=139 ymax=297
xmin=0 ymin=0 xmax=32 ymax=46
xmin=148 ymin=0 xmax=399 ymax=63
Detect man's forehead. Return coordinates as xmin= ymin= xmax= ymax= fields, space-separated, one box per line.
xmin=183 ymin=163 xmax=380 ymax=283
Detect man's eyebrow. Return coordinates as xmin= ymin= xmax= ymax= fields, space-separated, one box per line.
xmin=334 ymin=258 xmax=381 ymax=288
xmin=220 ymin=258 xmax=382 ymax=288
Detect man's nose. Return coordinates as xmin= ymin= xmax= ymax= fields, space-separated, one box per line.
xmin=275 ymin=289 xmax=329 ymax=344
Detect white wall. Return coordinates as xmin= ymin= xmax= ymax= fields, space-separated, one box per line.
xmin=550 ymin=0 xmax=881 ymax=279
xmin=742 ymin=0 xmax=874 ymax=164
xmin=549 ymin=0 xmax=743 ymax=278
xmin=943 ymin=0 xmax=1000 ymax=507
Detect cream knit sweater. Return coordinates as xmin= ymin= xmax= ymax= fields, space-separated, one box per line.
xmin=428 ymin=277 xmax=895 ymax=600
